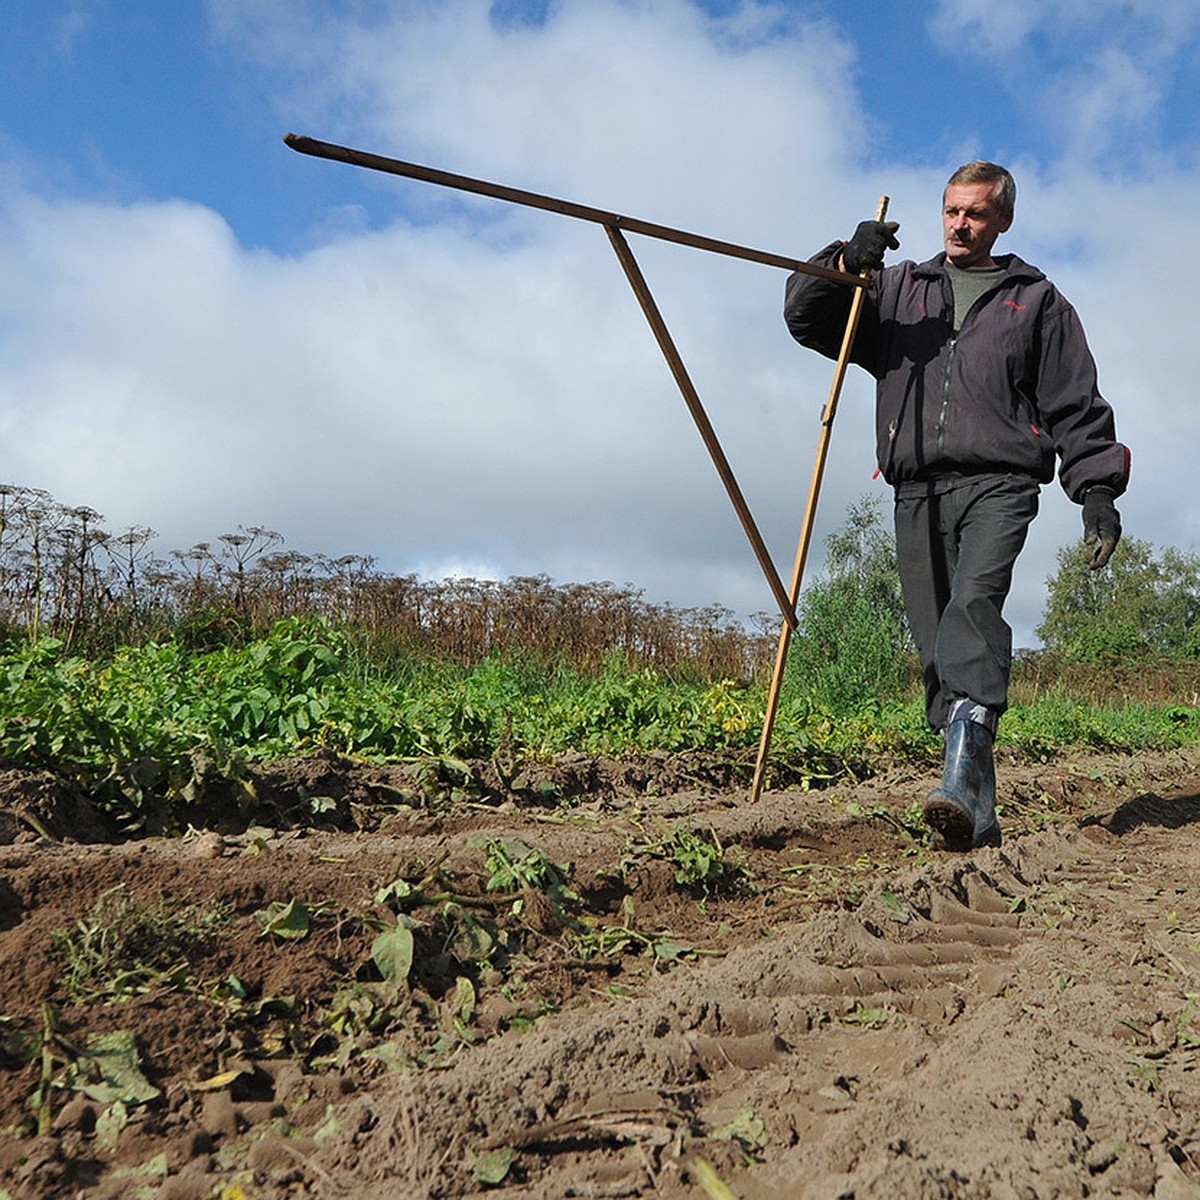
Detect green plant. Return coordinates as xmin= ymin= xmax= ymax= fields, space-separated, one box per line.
xmin=49 ymin=885 xmax=230 ymax=1003
xmin=785 ymin=495 xmax=915 ymax=715
xmin=669 ymin=827 xmax=747 ymax=894
xmin=575 ymin=897 xmax=703 ymax=966
xmin=1039 ymin=536 xmax=1200 ymax=662
xmin=619 ymin=822 xmax=749 ymax=896
xmin=253 ymin=897 xmax=338 ymax=940
xmin=842 ymin=1002 xmax=892 ymax=1029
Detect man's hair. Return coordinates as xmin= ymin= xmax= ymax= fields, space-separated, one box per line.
xmin=945 ymin=161 xmax=1016 ymax=217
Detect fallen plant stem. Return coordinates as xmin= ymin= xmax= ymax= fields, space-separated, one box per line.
xmin=691 ymin=1156 xmax=740 ymax=1199
xmin=37 ymin=1004 xmax=56 ymax=1136
xmin=422 ymin=890 xmax=517 ymax=910
xmin=482 ymin=1103 xmax=685 ymax=1151
xmin=19 ymin=810 xmax=54 ymax=842
xmin=516 ymin=958 xmax=616 ymax=976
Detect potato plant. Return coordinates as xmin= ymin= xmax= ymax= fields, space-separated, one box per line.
xmin=0 ymin=612 xmax=1196 ymax=832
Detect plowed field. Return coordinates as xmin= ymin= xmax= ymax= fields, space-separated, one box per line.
xmin=0 ymin=745 xmax=1198 ymax=1199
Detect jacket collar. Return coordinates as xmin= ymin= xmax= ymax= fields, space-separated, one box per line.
xmin=911 ymin=252 xmax=1046 ymax=284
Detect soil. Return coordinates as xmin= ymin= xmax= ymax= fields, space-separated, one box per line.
xmin=0 ymin=743 xmax=1198 ymax=1199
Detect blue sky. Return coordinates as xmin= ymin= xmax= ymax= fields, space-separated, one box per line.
xmin=2 ymin=0 xmax=1199 ymax=647
xmin=10 ymin=1 xmax=1197 ymax=249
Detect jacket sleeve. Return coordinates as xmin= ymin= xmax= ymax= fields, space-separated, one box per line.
xmin=1034 ymin=296 xmax=1131 ymax=503
xmin=783 ymin=242 xmax=879 ymax=372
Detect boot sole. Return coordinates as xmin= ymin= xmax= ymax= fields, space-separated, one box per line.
xmin=923 ymin=793 xmax=974 ymax=850
xmin=973 ymin=821 xmax=1002 ymax=849
xmin=924 ymin=796 xmax=1003 ymax=851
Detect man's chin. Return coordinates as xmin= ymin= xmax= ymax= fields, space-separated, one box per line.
xmin=947 ymin=246 xmax=988 ymax=268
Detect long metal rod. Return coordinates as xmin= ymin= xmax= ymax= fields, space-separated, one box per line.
xmin=284 ymin=134 xmax=864 ymax=287
xmin=605 ymin=226 xmax=796 ymax=630
xmin=750 ymin=196 xmax=890 ymax=801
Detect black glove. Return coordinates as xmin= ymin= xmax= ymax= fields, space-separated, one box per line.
xmin=1082 ymin=487 xmax=1121 ymax=570
xmin=842 ymin=220 xmax=900 ymax=274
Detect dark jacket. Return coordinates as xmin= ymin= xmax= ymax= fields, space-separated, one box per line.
xmin=784 ymin=244 xmax=1130 ymax=502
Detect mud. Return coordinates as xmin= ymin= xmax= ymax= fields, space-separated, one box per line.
xmin=0 ymin=745 xmax=1197 ymax=1198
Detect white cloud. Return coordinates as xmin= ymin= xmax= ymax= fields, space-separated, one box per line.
xmin=212 ymin=0 xmax=865 ymax=241
xmin=1 ymin=0 xmax=1197 ymax=656
xmin=929 ymin=0 xmax=1200 ymax=166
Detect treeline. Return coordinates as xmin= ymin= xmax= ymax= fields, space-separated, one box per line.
xmin=783 ymin=495 xmax=1200 ymax=710
xmin=8 ymin=481 xmax=1200 ymax=703
xmin=0 ymin=485 xmax=771 ymax=678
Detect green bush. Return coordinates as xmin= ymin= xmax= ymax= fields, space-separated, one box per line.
xmin=784 ymin=495 xmax=914 ymax=715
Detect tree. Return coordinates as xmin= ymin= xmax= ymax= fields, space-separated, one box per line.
xmin=1037 ymin=536 xmax=1200 ymax=661
xmin=784 ymin=494 xmax=914 ymax=712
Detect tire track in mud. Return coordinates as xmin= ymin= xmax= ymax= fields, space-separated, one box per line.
xmin=312 ymin=784 xmax=1200 ymax=1200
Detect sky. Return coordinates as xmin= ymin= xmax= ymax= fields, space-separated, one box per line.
xmin=2 ymin=0 xmax=1199 ymax=649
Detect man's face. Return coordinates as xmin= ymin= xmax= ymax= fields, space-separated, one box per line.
xmin=943 ymin=180 xmax=1013 ymax=268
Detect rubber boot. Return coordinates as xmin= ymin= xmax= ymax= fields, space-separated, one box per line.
xmin=923 ymin=715 xmax=1001 ymax=850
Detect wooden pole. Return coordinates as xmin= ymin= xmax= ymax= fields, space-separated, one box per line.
xmin=750 ymin=196 xmax=890 ymax=802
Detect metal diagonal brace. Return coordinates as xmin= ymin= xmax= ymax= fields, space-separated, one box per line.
xmin=604 ymin=225 xmax=795 ymax=628
xmin=284 ymin=134 xmax=864 ymax=285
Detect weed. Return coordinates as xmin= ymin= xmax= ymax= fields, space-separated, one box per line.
xmin=253 ymin=897 xmax=338 ymax=940
xmin=842 ymin=1002 xmax=892 ymax=1029
xmin=619 ymin=822 xmax=750 ymax=897
xmin=843 ymin=799 xmax=928 ymax=843
xmin=710 ymin=1104 xmax=768 ymax=1162
xmin=669 ymin=827 xmax=747 ymax=894
xmin=778 ymin=853 xmax=896 ymax=910
xmin=575 ymin=922 xmax=699 ymax=966
xmin=479 ymin=837 xmax=580 ymax=927
xmin=49 ymin=885 xmax=229 ymax=1003
xmin=1016 ymin=885 xmax=1084 ymax=929
xmin=574 ymin=897 xmax=709 ymax=967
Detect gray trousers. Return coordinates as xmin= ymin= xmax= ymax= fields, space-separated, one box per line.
xmin=894 ymin=475 xmax=1040 ymax=731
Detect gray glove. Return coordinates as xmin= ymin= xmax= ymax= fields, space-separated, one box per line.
xmin=842 ymin=220 xmax=900 ymax=274
xmin=1083 ymin=487 xmax=1121 ymax=570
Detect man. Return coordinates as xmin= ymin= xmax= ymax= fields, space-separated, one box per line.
xmin=784 ymin=161 xmax=1129 ymax=850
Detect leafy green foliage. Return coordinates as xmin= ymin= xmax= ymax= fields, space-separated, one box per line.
xmin=669 ymin=827 xmax=737 ymax=891
xmin=480 ymin=837 xmax=581 ymax=927
xmin=0 ymin=577 xmax=1197 ymax=836
xmin=621 ymin=823 xmax=750 ymax=895
xmin=1038 ymin=537 xmax=1200 ymax=661
xmin=254 ymin=897 xmax=337 ymax=940
xmin=999 ymin=689 xmax=1200 ymax=757
xmin=785 ymin=495 xmax=914 ymax=715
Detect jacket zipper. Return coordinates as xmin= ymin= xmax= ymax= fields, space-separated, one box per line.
xmin=934 ymin=279 xmax=1004 ymax=457
xmin=937 ymin=336 xmax=957 ymax=457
